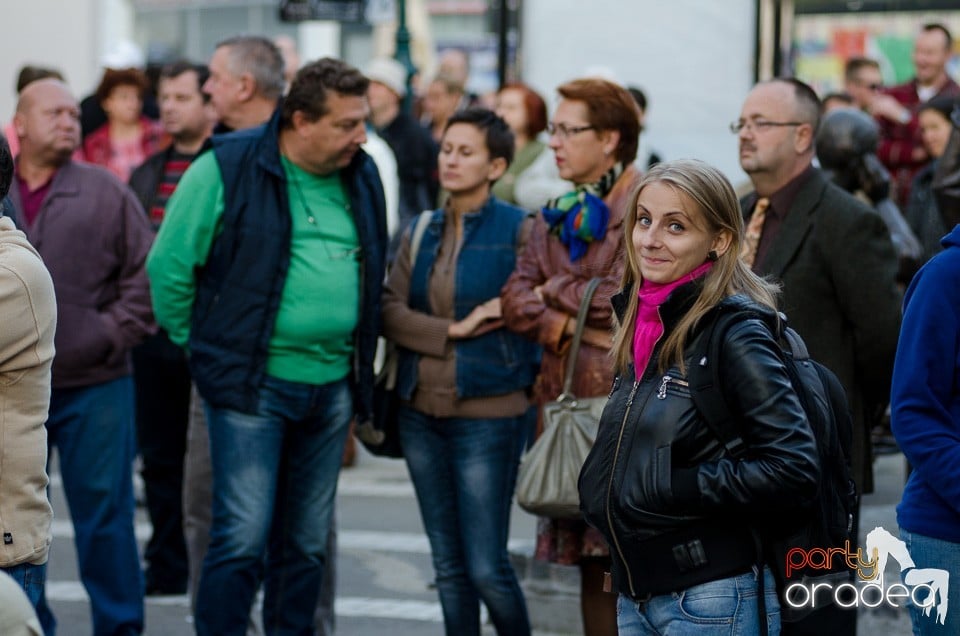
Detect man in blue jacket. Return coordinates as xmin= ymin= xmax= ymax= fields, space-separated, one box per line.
xmin=146 ymin=57 xmax=387 ymax=635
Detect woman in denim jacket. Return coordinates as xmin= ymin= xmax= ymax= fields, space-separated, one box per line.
xmin=381 ymin=108 xmax=539 ymax=636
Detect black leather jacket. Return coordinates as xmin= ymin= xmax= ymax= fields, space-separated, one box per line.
xmin=578 ymin=282 xmax=819 ymax=599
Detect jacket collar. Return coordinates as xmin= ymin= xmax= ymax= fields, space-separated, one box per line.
xmin=246 ymin=104 xmax=374 ymax=185
xmin=48 ymin=162 xmax=82 ymax=197
xmin=612 ymin=279 xmax=781 ymax=341
xmin=605 ymin=164 xmax=640 ymax=231
xmin=611 ymin=276 xmax=703 ymax=331
xmin=745 ymin=168 xmax=828 ymax=278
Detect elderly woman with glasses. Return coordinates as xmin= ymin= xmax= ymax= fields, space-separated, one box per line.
xmin=501 ymin=77 xmax=640 ymax=636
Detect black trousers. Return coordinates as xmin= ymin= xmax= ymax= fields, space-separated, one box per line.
xmin=133 ymin=330 xmax=192 ymax=592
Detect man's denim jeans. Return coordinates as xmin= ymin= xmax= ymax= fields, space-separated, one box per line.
xmin=42 ymin=377 xmax=143 ymax=636
xmin=398 ymin=406 xmax=530 ymax=636
xmin=195 ymin=376 xmax=351 ymax=636
xmin=3 ymin=562 xmax=46 ymax=614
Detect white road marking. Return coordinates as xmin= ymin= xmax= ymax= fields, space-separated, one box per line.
xmin=49 ymin=470 xmax=417 ymax=498
xmin=49 ymin=522 xmax=535 ymax=555
xmin=45 ymin=582 xmax=443 ymax=621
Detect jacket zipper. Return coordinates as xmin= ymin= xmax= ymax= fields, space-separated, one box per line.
xmin=605 ymin=379 xmax=640 ymax=598
xmin=657 ymin=375 xmax=689 ymax=399
xmin=606 ymin=305 xmax=666 ymax=597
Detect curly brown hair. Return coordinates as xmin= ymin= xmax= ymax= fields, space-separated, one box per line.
xmin=95 ymin=68 xmax=148 ymax=105
xmin=280 ymin=58 xmax=368 ymax=128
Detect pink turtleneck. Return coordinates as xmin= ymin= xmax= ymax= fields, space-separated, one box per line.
xmin=632 ymin=260 xmax=714 ymax=379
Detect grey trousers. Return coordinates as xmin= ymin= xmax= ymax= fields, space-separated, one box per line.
xmin=182 ymin=384 xmax=336 ymax=635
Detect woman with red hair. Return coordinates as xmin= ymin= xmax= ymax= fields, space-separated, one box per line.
xmin=83 ymin=68 xmax=166 ymax=182
xmin=493 ymin=82 xmax=568 ymax=210
xmin=502 ymin=77 xmax=641 ymax=636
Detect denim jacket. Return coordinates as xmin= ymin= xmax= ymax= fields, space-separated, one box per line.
xmin=397 ymin=197 xmax=538 ymax=400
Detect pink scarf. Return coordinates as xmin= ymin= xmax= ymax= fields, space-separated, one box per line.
xmin=633 ymin=260 xmax=714 ymax=379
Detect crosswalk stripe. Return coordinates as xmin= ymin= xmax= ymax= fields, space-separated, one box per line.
xmin=44 ymin=582 xmax=444 ymax=621
xmin=47 ymin=472 xmax=417 ymax=498
xmin=49 ymin=521 xmax=536 ymax=555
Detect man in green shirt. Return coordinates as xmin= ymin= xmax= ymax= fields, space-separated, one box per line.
xmin=146 ymin=57 xmax=387 ymax=635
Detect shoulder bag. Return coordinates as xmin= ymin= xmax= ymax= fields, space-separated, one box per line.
xmin=515 ymin=277 xmax=607 ymax=518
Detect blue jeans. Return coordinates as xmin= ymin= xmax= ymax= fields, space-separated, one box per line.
xmin=398 ymin=405 xmax=530 ymax=636
xmin=617 ymin=567 xmax=780 ymax=635
xmin=43 ymin=377 xmax=143 ymax=636
xmin=195 ymin=376 xmax=351 ymax=636
xmin=900 ymin=528 xmax=959 ymax=635
xmin=3 ymin=562 xmax=46 ymax=614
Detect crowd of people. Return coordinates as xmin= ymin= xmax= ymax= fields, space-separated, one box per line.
xmin=0 ymin=19 xmax=956 ymax=636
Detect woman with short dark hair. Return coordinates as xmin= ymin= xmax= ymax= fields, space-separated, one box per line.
xmin=382 ymin=108 xmax=539 ymax=636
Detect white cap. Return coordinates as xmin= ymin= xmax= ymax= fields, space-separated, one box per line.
xmin=364 ymin=58 xmax=407 ymax=98
xmin=101 ymin=40 xmax=145 ymax=69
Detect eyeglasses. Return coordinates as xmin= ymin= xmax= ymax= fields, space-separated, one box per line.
xmin=547 ymin=122 xmax=596 ymax=139
xmin=729 ymin=119 xmax=805 ymax=134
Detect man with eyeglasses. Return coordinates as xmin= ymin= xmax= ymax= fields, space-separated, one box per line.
xmin=146 ymin=58 xmax=387 ymax=635
xmin=843 ymin=57 xmax=883 ymax=112
xmin=871 ymin=23 xmax=960 ymax=207
xmin=736 ymin=78 xmax=902 ymax=635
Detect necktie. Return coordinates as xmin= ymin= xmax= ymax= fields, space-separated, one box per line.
xmin=741 ymin=197 xmax=770 ymax=268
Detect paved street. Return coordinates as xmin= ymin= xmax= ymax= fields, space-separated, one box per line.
xmin=44 ymin=447 xmax=914 ymax=635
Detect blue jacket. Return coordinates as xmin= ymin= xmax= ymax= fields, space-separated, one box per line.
xmin=892 ymin=224 xmax=960 ymax=542
xmin=189 ymin=108 xmax=387 ymax=420
xmin=397 ymin=197 xmax=538 ymax=400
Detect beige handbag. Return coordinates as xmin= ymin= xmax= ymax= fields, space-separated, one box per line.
xmin=515 ymin=278 xmax=607 ymax=519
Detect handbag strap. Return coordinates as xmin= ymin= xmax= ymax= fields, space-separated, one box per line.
xmin=408 ymin=210 xmax=432 ymax=266
xmin=560 ymin=277 xmax=603 ymax=399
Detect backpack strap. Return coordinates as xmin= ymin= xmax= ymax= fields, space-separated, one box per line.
xmin=687 ymin=309 xmax=750 ymax=459
xmin=688 ymin=306 xmax=776 ymax=636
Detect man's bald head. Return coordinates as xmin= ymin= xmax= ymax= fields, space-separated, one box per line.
xmin=438 ymin=49 xmax=470 ymax=86
xmin=15 ymin=78 xmax=80 ymax=167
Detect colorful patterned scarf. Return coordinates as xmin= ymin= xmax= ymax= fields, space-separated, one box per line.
xmin=541 ymin=162 xmax=624 ymax=261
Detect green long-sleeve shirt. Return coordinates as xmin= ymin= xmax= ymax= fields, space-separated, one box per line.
xmin=146 ymin=151 xmax=360 ymax=385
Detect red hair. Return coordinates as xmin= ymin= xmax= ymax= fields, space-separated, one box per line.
xmin=557 ymin=78 xmax=640 ymax=165
xmin=499 ymin=82 xmax=548 ymax=137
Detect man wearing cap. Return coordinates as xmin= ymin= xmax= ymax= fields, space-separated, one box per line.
xmin=364 ymin=57 xmax=438 ymax=259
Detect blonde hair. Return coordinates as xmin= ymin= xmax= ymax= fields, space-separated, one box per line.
xmin=611 ymin=159 xmax=780 ymax=375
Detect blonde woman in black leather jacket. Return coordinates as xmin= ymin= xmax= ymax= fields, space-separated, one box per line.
xmin=578 ymin=159 xmax=819 ymax=635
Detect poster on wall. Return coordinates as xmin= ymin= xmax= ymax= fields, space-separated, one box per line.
xmin=793 ymin=11 xmax=960 ymax=96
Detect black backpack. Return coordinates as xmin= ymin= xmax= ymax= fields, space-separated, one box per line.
xmin=687 ymin=308 xmax=859 ymax=634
